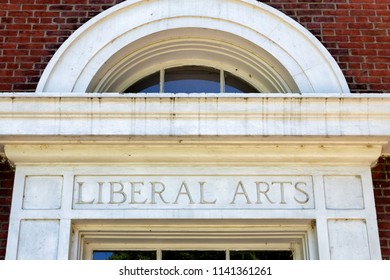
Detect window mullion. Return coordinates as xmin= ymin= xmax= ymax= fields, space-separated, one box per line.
xmin=160 ymin=68 xmax=165 ymax=93
xmin=226 ymin=249 xmax=230 ymax=260
xmin=157 ymin=249 xmax=162 ymax=260
xmin=220 ymin=69 xmax=225 ymax=93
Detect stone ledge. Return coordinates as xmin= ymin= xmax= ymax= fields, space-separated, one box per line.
xmin=0 ymin=93 xmax=389 ymax=161
xmin=4 ymin=142 xmax=383 ymax=166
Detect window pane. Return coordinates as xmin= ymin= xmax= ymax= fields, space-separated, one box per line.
xmin=229 ymin=250 xmax=293 ymax=260
xmin=93 ymin=251 xmax=157 ymax=260
xmin=165 ymin=66 xmax=220 ymax=93
xmin=126 ymin=71 xmax=160 ymax=93
xmin=125 ymin=66 xmax=260 ymax=93
xmin=224 ymin=71 xmax=259 ymax=93
xmin=162 ymin=250 xmax=225 ymax=260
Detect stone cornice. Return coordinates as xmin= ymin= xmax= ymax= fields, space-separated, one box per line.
xmin=0 ymin=93 xmax=389 ymax=137
xmin=3 ymin=142 xmax=383 ymax=166
xmin=0 ymin=93 xmax=389 ymax=164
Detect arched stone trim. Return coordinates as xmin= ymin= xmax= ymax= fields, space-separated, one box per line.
xmin=37 ymin=0 xmax=350 ymax=94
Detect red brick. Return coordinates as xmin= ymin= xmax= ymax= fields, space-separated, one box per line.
xmin=376 ymin=37 xmax=390 ymax=43
xmin=12 ymin=0 xmax=35 ymax=3
xmin=350 ymin=36 xmax=376 ymax=43
xmin=371 ymin=84 xmax=390 ymax=91
xmin=33 ymin=11 xmax=60 ymax=18
xmin=323 ymin=35 xmax=350 ymax=42
xmin=0 ymin=85 xmax=12 ymax=91
xmin=349 ymin=0 xmax=372 ymax=3
xmin=355 ymin=77 xmax=382 ymax=84
xmin=0 ymin=195 xmax=12 ymax=204
xmin=376 ymin=205 xmax=386 ymax=214
xmin=12 ymin=84 xmax=37 ymax=91
xmin=335 ymin=17 xmax=356 ymax=23
xmin=369 ymin=70 xmax=390 ymax=77
xmin=380 ymin=231 xmax=390 ymax=238
xmin=49 ymin=5 xmax=74 ymax=11
xmin=22 ymin=4 xmax=47 ymax=10
xmin=378 ymin=210 xmax=390 ymax=217
xmin=335 ymin=29 xmax=360 ymax=36
xmin=7 ymin=11 xmax=33 ymax=18
xmin=378 ymin=223 xmax=390 ymax=230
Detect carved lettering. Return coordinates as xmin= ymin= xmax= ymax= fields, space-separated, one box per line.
xmin=73 ymin=176 xmax=314 ymax=209
xmin=130 ymin=182 xmax=147 ymax=204
xmin=173 ymin=181 xmax=195 ymax=204
xmin=199 ymin=181 xmax=216 ymax=204
xmin=109 ymin=182 xmax=127 ymax=204
xmin=230 ymin=181 xmax=251 ymax=204
xmin=294 ymin=182 xmax=310 ymax=204
xmin=97 ymin=182 xmax=104 ymax=204
xmin=150 ymin=182 xmax=169 ymax=204
xmin=272 ymin=182 xmax=292 ymax=204
xmin=255 ymin=182 xmax=275 ymax=204
xmin=75 ymin=182 xmax=95 ymax=204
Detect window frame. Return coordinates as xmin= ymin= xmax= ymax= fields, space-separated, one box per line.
xmin=125 ymin=66 xmax=260 ymax=94
xmin=71 ymin=220 xmax=318 ymax=260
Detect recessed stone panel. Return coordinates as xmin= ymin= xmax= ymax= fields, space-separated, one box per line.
xmin=23 ymin=176 xmax=63 ymax=210
xmin=324 ymin=175 xmax=364 ymax=209
xmin=73 ymin=175 xmax=314 ymax=210
xmin=328 ymin=219 xmax=370 ymax=260
xmin=17 ymin=220 xmax=60 ymax=260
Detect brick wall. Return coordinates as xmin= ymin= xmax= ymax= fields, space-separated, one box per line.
xmin=0 ymin=0 xmax=126 ymax=92
xmin=0 ymin=158 xmax=14 ymax=260
xmin=0 ymin=0 xmax=389 ymax=93
xmin=373 ymin=157 xmax=390 ymax=260
xmin=262 ymin=0 xmax=390 ymax=93
xmin=0 ymin=0 xmax=389 ymax=259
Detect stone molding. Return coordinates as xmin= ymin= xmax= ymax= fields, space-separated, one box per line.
xmin=0 ymin=93 xmax=388 ymax=136
xmin=0 ymin=93 xmax=389 ymax=164
xmin=36 ymin=0 xmax=349 ymax=94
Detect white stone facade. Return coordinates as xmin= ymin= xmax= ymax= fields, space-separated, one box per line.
xmin=1 ymin=94 xmax=389 ymax=259
xmin=1 ymin=0 xmax=389 ymax=260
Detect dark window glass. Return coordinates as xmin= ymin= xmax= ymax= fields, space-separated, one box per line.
xmin=125 ymin=66 xmax=259 ymax=93
xmin=164 ymin=66 xmax=220 ymax=93
xmin=230 ymin=250 xmax=293 ymax=260
xmin=162 ymin=250 xmax=225 ymax=260
xmin=224 ymin=71 xmax=258 ymax=93
xmin=126 ymin=71 xmax=160 ymax=93
xmin=93 ymin=249 xmax=293 ymax=260
xmin=93 ymin=251 xmax=157 ymax=260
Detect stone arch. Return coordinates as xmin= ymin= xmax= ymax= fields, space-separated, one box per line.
xmin=37 ymin=0 xmax=350 ymax=94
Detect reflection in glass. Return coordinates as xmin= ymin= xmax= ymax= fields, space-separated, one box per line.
xmin=93 ymin=250 xmax=293 ymax=260
xmin=93 ymin=251 xmax=157 ymax=260
xmin=162 ymin=250 xmax=225 ymax=260
xmin=164 ymin=66 xmax=220 ymax=93
xmin=224 ymin=71 xmax=258 ymax=93
xmin=229 ymin=250 xmax=293 ymax=260
xmin=126 ymin=71 xmax=160 ymax=93
xmin=125 ymin=66 xmax=259 ymax=93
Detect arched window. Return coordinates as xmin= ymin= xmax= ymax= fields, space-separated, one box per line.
xmin=126 ymin=66 xmax=259 ymax=93
xmin=37 ymin=0 xmax=349 ymax=94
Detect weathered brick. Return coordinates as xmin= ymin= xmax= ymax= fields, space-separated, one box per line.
xmin=373 ymin=155 xmax=390 ymax=259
